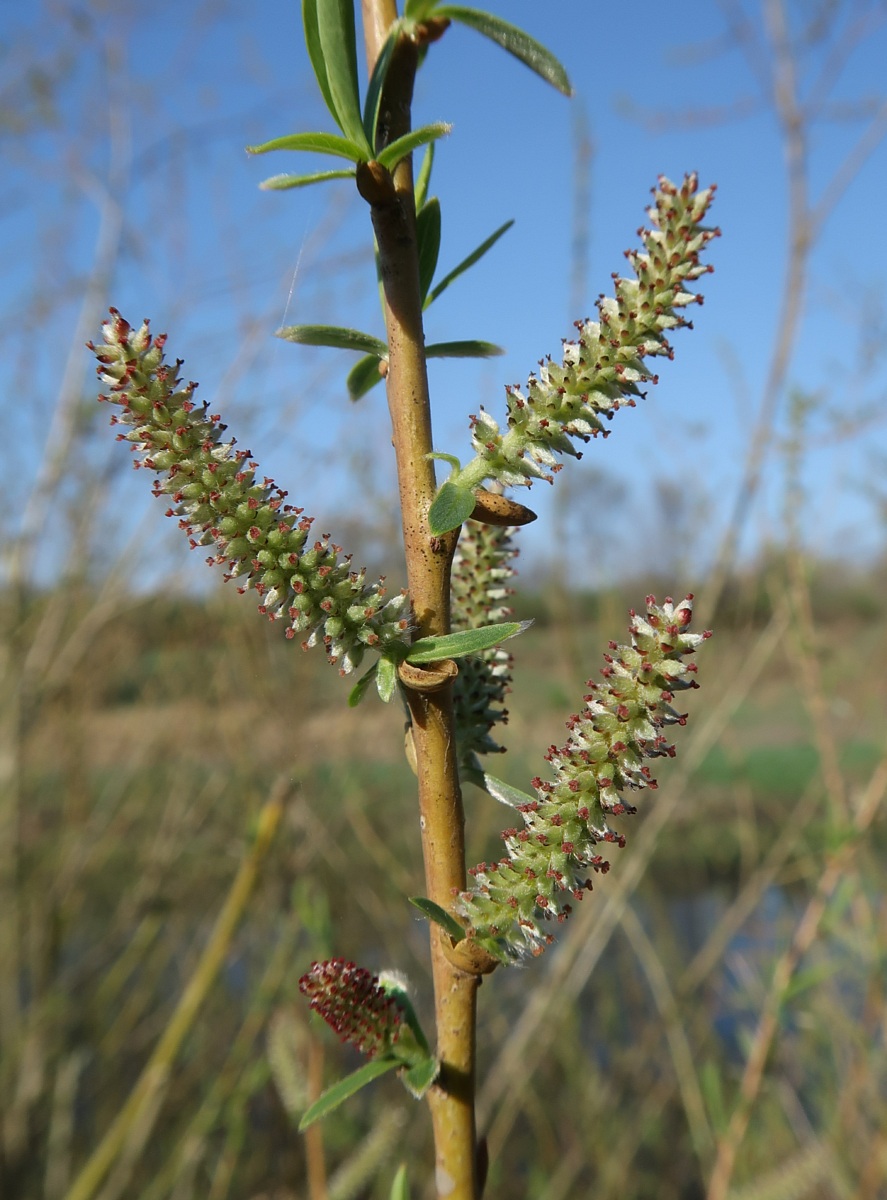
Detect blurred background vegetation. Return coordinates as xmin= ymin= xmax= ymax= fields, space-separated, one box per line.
xmin=2 ymin=1 xmax=887 ymax=1198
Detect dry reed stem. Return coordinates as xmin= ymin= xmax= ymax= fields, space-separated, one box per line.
xmin=705 ymin=753 xmax=887 ymax=1200
xmin=62 ymin=784 xmax=286 ymax=1200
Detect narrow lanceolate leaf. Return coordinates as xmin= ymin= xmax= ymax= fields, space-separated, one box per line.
xmin=425 ymin=218 xmax=514 ymax=309
xmin=482 ymin=774 xmax=538 ymax=810
xmin=407 ymin=621 xmax=531 ymax=663
xmin=409 ymin=897 xmax=466 ymax=943
xmin=363 ymin=25 xmax=399 ymax=150
xmin=302 ymin=0 xmax=338 ymax=128
xmin=275 ymin=325 xmax=388 ymax=357
xmin=376 ymin=122 xmax=451 ymax=171
xmin=435 ymin=7 xmax=573 ymax=95
xmin=416 ymin=197 xmax=442 ymax=304
xmin=414 ymin=144 xmax=434 ymax=211
xmin=426 ymin=339 xmax=504 ymax=359
xmin=298 ymin=1058 xmax=400 ymax=1130
xmin=316 ymin=0 xmax=367 ymax=148
xmin=428 ymin=480 xmax=477 ymax=536
xmin=246 ymin=131 xmax=368 ymax=162
xmin=259 ymin=169 xmax=356 ymax=190
xmin=348 ymin=663 xmax=379 ymax=707
xmin=347 ymin=353 xmax=386 ymax=401
xmin=389 ymin=1164 xmax=410 ymax=1200
xmin=404 ymin=0 xmax=436 ymax=17
xmin=375 ymin=655 xmax=399 ymax=702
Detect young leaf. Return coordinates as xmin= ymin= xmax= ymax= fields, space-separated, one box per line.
xmin=414 ymin=144 xmax=434 ymax=211
xmin=247 ymin=131 xmax=368 ymax=162
xmin=376 ymin=122 xmax=451 ymax=171
xmin=481 ymin=773 xmax=538 ymax=809
xmin=425 ymin=218 xmax=514 ymax=309
xmin=428 ymin=480 xmax=476 ymax=536
xmin=316 ymin=0 xmax=368 ymax=148
xmin=410 ymin=897 xmax=466 ymax=943
xmin=275 ymin=325 xmax=388 ymax=357
xmin=298 ymin=1057 xmax=400 ymax=1130
xmin=426 ymin=339 xmax=504 ymax=359
xmin=407 ymin=621 xmax=531 ymax=663
xmin=376 ymin=655 xmax=399 ymax=702
xmin=259 ymin=169 xmax=356 ymax=190
xmin=416 ymin=197 xmax=442 ymax=303
xmin=363 ymin=25 xmax=400 ymax=150
xmin=389 ymin=1165 xmax=410 ymax=1200
xmin=401 ymin=1055 xmax=440 ymax=1099
xmin=348 ymin=663 xmax=379 ymax=708
xmin=404 ymin=0 xmax=437 ymax=17
xmin=435 ymin=6 xmax=573 ymax=95
xmin=302 ymin=0 xmax=338 ymax=127
xmin=347 ymin=353 xmax=386 ymax=401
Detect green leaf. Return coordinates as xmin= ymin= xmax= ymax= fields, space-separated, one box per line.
xmin=426 ymin=339 xmax=504 ymax=359
xmin=298 ymin=1057 xmax=400 ymax=1130
xmin=246 ymin=131 xmax=368 ymax=162
xmin=481 ymin=773 xmax=537 ymax=809
xmin=259 ymin=169 xmax=356 ymax=190
xmin=700 ymin=1060 xmax=728 ymax=1134
xmin=407 ymin=621 xmax=532 ymax=663
xmin=363 ymin=25 xmax=400 ymax=150
xmin=376 ymin=122 xmax=451 ymax=171
xmin=409 ymin=897 xmax=466 ymax=943
xmin=316 ymin=0 xmax=368 ymax=148
xmin=414 ymin=144 xmax=434 ymax=211
xmin=302 ymin=0 xmax=338 ymax=128
xmin=389 ymin=1164 xmax=410 ymax=1200
xmin=416 ymin=197 xmax=442 ymax=304
xmin=275 ymin=325 xmax=388 ymax=357
xmin=428 ymin=480 xmax=476 ymax=535
xmin=348 ymin=663 xmax=379 ymax=707
xmin=404 ymin=0 xmax=437 ymax=17
xmin=376 ymin=656 xmax=399 ymax=702
xmin=425 ymin=218 xmax=514 ymax=308
xmin=347 ymin=353 xmax=386 ymax=401
xmin=782 ymin=961 xmax=840 ymax=1003
xmin=435 ymin=6 xmax=573 ymax=95
xmin=401 ymin=1055 xmax=439 ymax=1099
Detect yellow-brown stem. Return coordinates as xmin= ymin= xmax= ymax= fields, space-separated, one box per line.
xmin=359 ymin=4 xmax=485 ymax=1195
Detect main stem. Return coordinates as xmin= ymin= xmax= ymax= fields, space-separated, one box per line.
xmin=359 ymin=5 xmax=481 ymax=1198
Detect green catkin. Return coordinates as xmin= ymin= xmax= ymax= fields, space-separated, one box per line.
xmin=89 ymin=310 xmax=411 ymax=674
xmin=466 ymin=174 xmax=719 ymax=489
xmin=459 ymin=595 xmax=710 ymax=962
xmin=450 ymin=520 xmax=519 ymax=775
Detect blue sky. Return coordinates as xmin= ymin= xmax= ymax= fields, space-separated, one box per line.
xmin=4 ymin=0 xmax=887 ymax=588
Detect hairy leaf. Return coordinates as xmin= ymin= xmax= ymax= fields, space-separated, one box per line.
xmin=409 ymin=897 xmax=466 ymax=942
xmin=247 ymin=131 xmax=367 ymax=161
xmin=425 ymin=218 xmax=514 ymax=308
xmin=298 ymin=1058 xmax=400 ymax=1130
xmin=428 ymin=480 xmax=476 ymax=535
xmin=435 ymin=6 xmax=572 ymax=95
xmin=259 ymin=169 xmax=355 ymax=190
xmin=363 ymin=25 xmax=400 ymax=149
xmin=426 ymin=339 xmax=504 ymax=359
xmin=376 ymin=122 xmax=451 ymax=170
xmin=316 ymin=0 xmax=367 ymax=147
xmin=275 ymin=325 xmax=388 ymax=357
xmin=407 ymin=621 xmax=531 ymax=663
xmin=348 ymin=663 xmax=379 ymax=707
xmin=417 ymin=197 xmax=442 ymax=303
xmin=347 ymin=353 xmax=386 ymax=401
xmin=414 ymin=143 xmax=434 ymax=210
